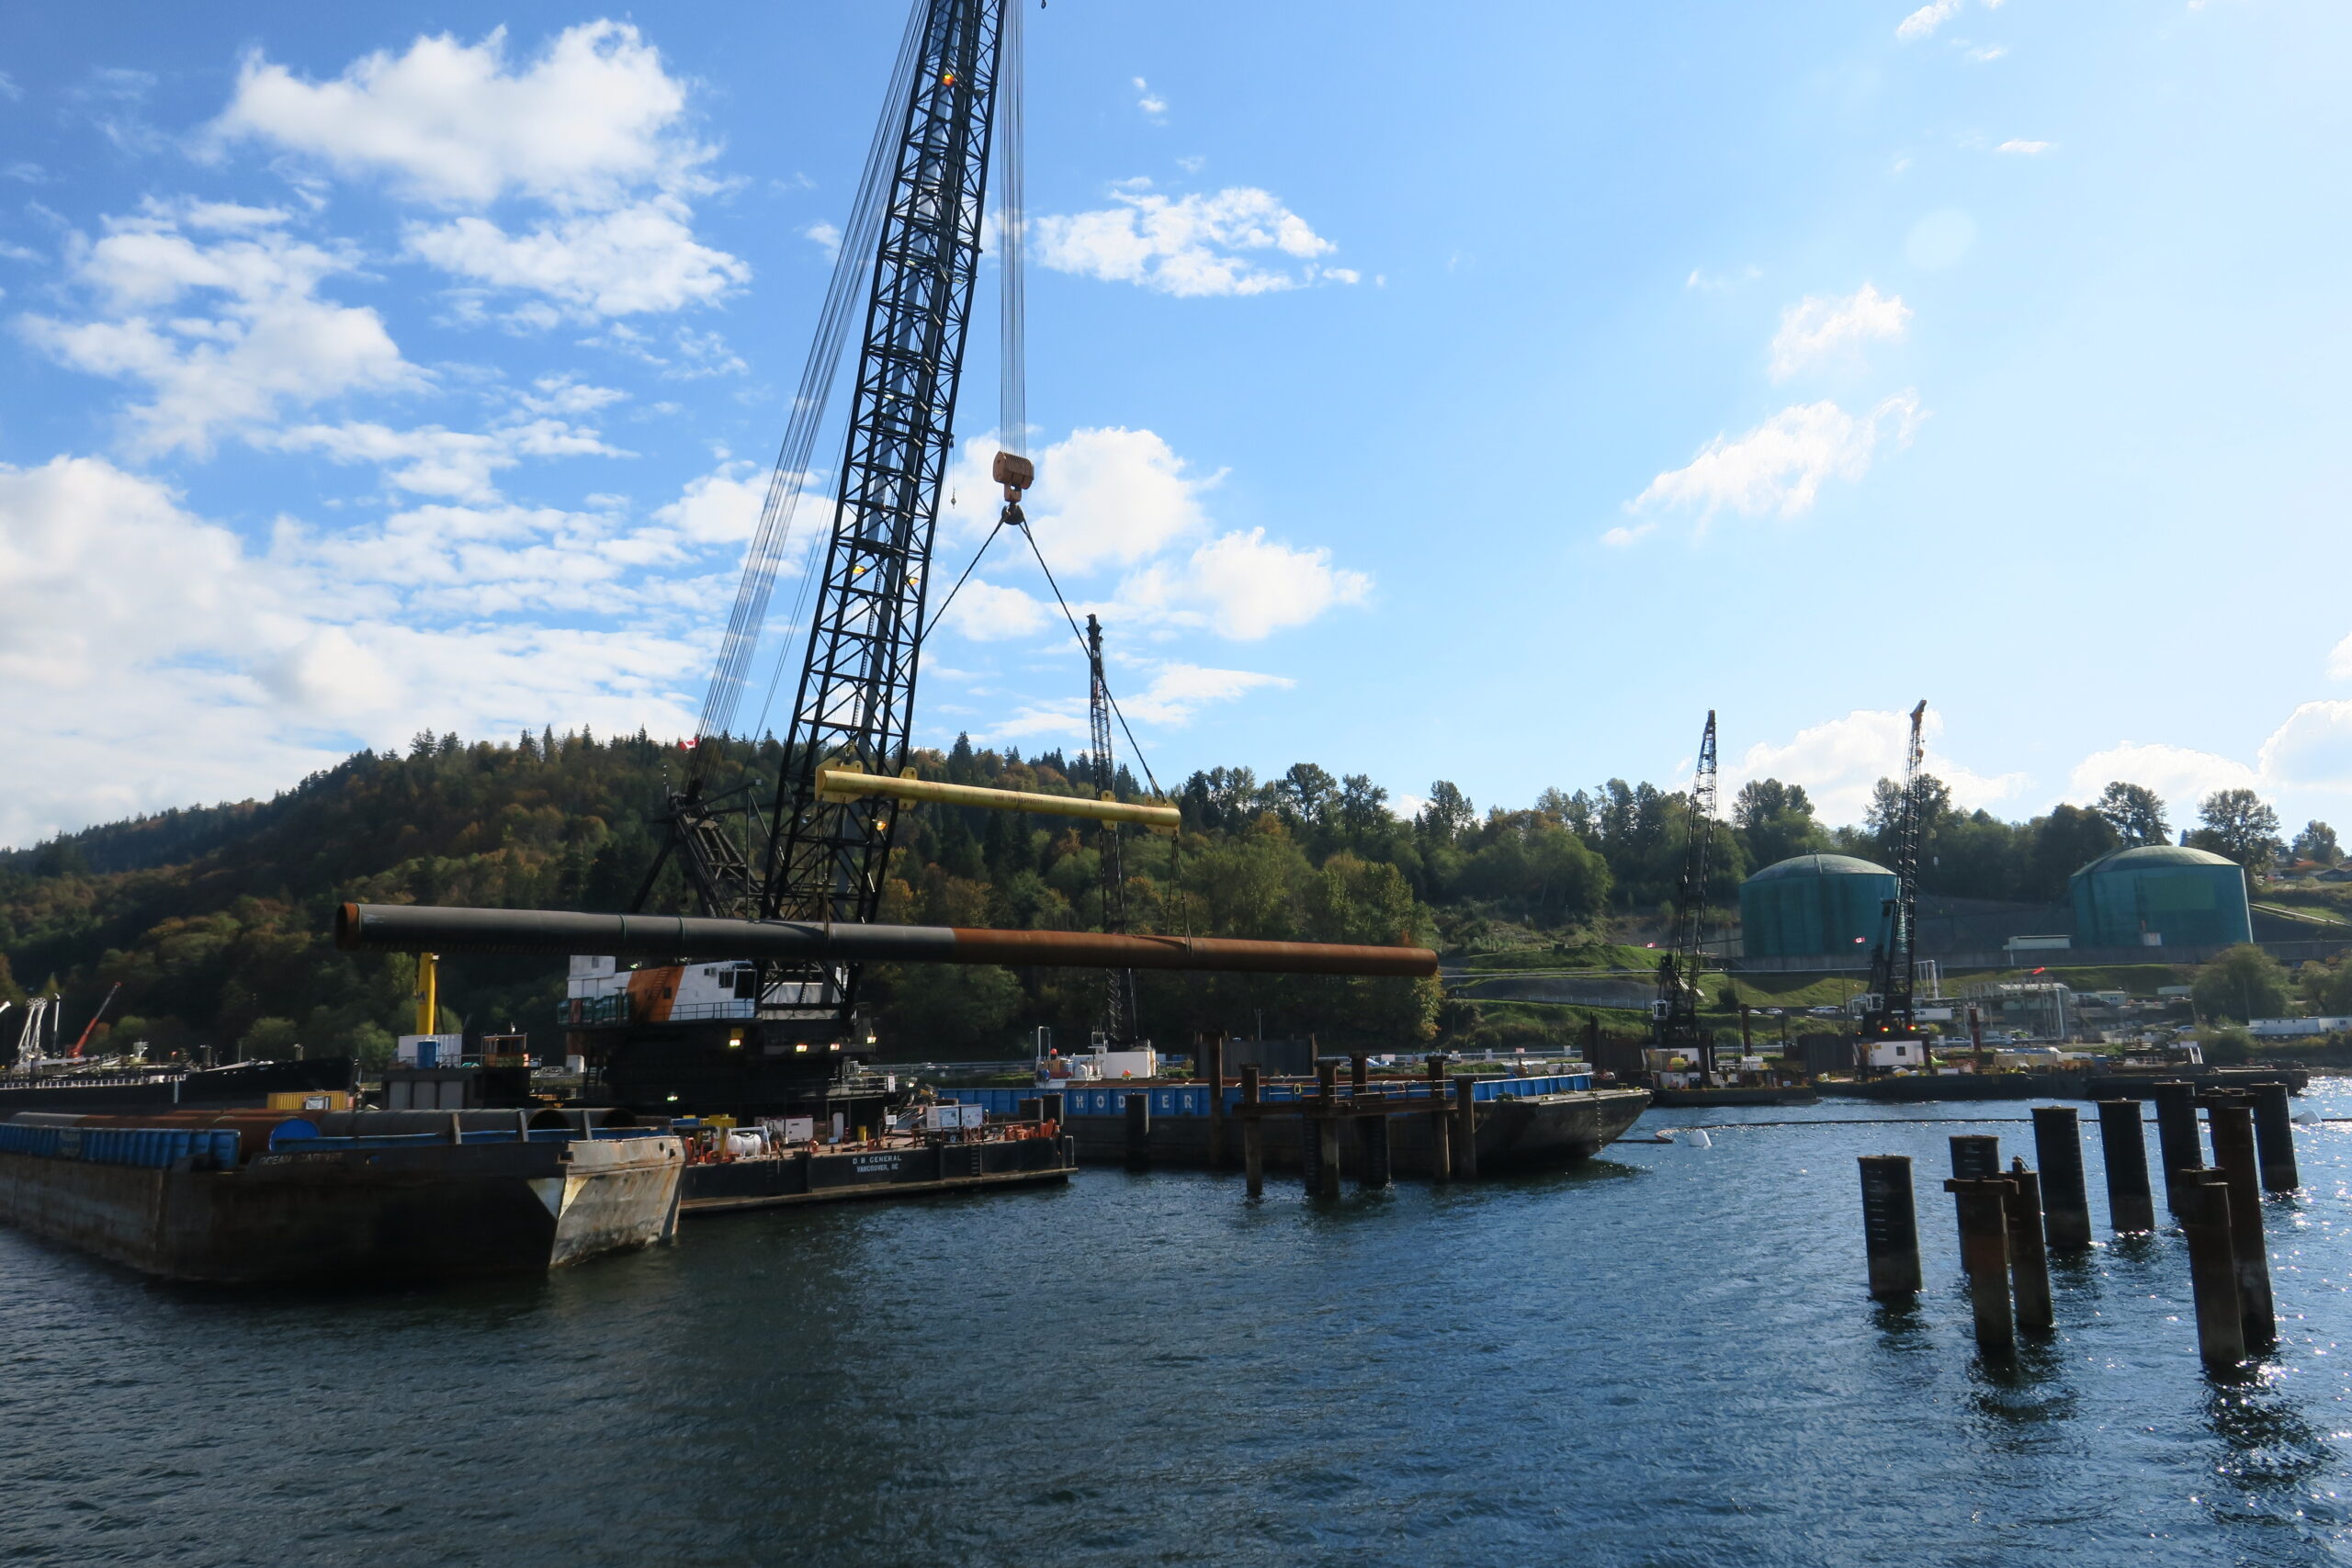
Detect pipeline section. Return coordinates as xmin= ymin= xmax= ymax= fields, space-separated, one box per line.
xmin=815 ymin=766 xmax=1182 ymax=833
xmin=334 ymin=903 xmax=1439 ymax=979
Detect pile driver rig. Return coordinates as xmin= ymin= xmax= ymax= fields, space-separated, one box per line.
xmin=1653 ymin=711 xmax=1721 ymax=1084
xmin=333 ymin=0 xmax=1437 ymax=1116
xmin=1859 ymin=700 xmax=1929 ymax=1048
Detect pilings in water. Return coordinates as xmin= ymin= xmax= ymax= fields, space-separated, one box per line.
xmin=2200 ymin=1093 xmax=2277 ymax=1348
xmin=1361 ymin=1112 xmax=1394 ymax=1190
xmin=2253 ymin=1082 xmax=2300 ymax=1194
xmin=1426 ymin=1055 xmax=1452 ymax=1181
xmin=1858 ymin=1155 xmax=1922 ymax=1300
xmin=1949 ymin=1134 xmax=1999 ymax=1246
xmin=1204 ymin=1034 xmax=1227 ymax=1172
xmin=1124 ymin=1093 xmax=1150 ymax=1171
xmin=1310 ymin=1061 xmax=1342 ymax=1200
xmin=1945 ymin=1177 xmax=2016 ymax=1352
xmin=1240 ymin=1066 xmax=1264 ymax=1198
xmin=2178 ymin=1172 xmax=2248 ymax=1373
xmin=2153 ymin=1080 xmax=2200 ymax=1217
xmin=2096 ymin=1098 xmax=2156 ymax=1235
xmin=1453 ymin=1076 xmax=1479 ymax=1181
xmin=2030 ymin=1107 xmax=2094 ymax=1252
xmin=2004 ymin=1158 xmax=2055 ymax=1333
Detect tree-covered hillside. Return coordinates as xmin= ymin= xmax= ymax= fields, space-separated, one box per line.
xmin=0 ymin=728 xmax=2319 ymax=1066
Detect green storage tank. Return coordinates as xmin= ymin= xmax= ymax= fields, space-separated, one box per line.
xmin=1739 ymin=853 xmax=1899 ymax=959
xmin=2069 ymin=844 xmax=2252 ymax=950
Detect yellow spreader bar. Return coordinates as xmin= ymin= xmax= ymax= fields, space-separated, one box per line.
xmin=815 ymin=767 xmax=1182 ymax=834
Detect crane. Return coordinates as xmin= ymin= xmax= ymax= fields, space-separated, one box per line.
xmin=1087 ymin=614 xmax=1141 ymax=1046
xmin=67 ymin=981 xmax=121 ymax=1060
xmin=1860 ymin=700 xmax=1928 ymax=1050
xmin=636 ymin=0 xmax=1020 ymax=1041
xmin=342 ymin=1 xmax=1430 ymax=1118
xmin=1653 ymin=711 xmax=1720 ymax=1084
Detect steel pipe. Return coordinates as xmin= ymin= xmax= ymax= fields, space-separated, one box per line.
xmin=815 ymin=766 xmax=1182 ymax=833
xmin=334 ymin=903 xmax=1438 ymax=978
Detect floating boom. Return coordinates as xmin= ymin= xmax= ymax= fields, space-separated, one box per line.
xmin=335 ymin=903 xmax=1436 ymax=978
xmin=815 ymin=766 xmax=1179 ymax=833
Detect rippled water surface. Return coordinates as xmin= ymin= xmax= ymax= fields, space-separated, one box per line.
xmin=7 ymin=1083 xmax=2352 ymax=1566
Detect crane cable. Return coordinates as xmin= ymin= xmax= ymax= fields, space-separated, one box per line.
xmin=704 ymin=0 xmax=931 ymax=773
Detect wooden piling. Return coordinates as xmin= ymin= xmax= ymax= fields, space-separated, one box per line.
xmin=2253 ymin=1082 xmax=2300 ymax=1194
xmin=1453 ymin=1076 xmax=1479 ymax=1180
xmin=2004 ymin=1161 xmax=2054 ymax=1333
xmin=2030 ymin=1106 xmax=2094 ymax=1251
xmin=1239 ymin=1066 xmax=1263 ymax=1198
xmin=2153 ymin=1080 xmax=2199 ymax=1217
xmin=1361 ymin=1112 xmax=1393 ymax=1190
xmin=1949 ymin=1134 xmax=1999 ymax=1245
xmin=2096 ymin=1098 xmax=2155 ymax=1234
xmin=1204 ymin=1034 xmax=1227 ymax=1172
xmin=1124 ymin=1092 xmax=1150 ymax=1170
xmin=1313 ymin=1062 xmax=1342 ymax=1199
xmin=1426 ymin=1055 xmax=1452 ymax=1182
xmin=2200 ymin=1095 xmax=2277 ymax=1348
xmin=1350 ymin=1053 xmax=1370 ymax=1092
xmin=1950 ymin=1134 xmax=2000 ymax=1179
xmin=1858 ymin=1155 xmax=1922 ymax=1300
xmin=1945 ymin=1177 xmax=2016 ymax=1353
xmin=2178 ymin=1172 xmax=2248 ymax=1373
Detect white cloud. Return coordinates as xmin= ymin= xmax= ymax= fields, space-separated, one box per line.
xmin=1133 ymin=77 xmax=1168 ymax=120
xmin=1727 ymin=707 xmax=2029 ymax=826
xmin=0 ymin=449 xmax=843 ymax=842
xmin=802 ymin=221 xmax=841 ymax=257
xmin=1966 ymin=45 xmax=2007 ymax=62
xmin=653 ymin=461 xmax=765 ymax=544
xmin=979 ymin=660 xmax=1287 ymax=742
xmin=2064 ymin=742 xmax=2257 ymax=813
xmin=2260 ymin=703 xmax=2352 ymax=790
xmin=939 ymin=426 xmax=1370 ymax=641
xmin=1131 ymin=529 xmax=1372 ymax=639
xmin=208 ymin=23 xmax=745 ymax=325
xmin=405 ymin=198 xmax=749 ymax=319
xmin=18 ymin=201 xmax=417 ymax=454
xmin=209 ymin=22 xmax=711 ymax=209
xmin=1769 ymin=282 xmax=1911 ymax=380
xmin=256 ymin=416 xmax=626 ymax=502
xmin=1032 ymin=186 xmax=1348 ymax=298
xmin=1996 ymin=139 xmax=2052 ymax=155
xmin=2064 ymin=705 xmax=2352 ymax=813
xmin=1623 ymin=392 xmax=1923 ymax=529
xmin=1896 ymin=0 xmax=1963 ymax=39
xmin=942 ymin=581 xmax=1050 ymax=641
xmin=947 ymin=425 xmax=1212 ymax=571
xmin=1121 ymin=661 xmax=1291 ymax=725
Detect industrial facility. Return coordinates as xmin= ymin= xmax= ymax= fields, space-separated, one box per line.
xmin=1732 ymin=841 xmax=2259 ymax=966
xmin=2069 ymin=844 xmax=2255 ymax=950
xmin=1736 ymin=853 xmax=1900 ymax=959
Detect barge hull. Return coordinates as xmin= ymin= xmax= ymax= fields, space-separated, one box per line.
xmin=682 ymin=1134 xmax=1074 ymax=1213
xmin=0 ymin=1135 xmax=683 ymax=1284
xmin=1059 ymin=1088 xmax=1651 ymax=1175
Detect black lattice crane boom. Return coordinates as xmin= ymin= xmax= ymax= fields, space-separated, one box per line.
xmin=1653 ymin=710 xmax=1720 ymax=1083
xmin=1860 ymin=701 xmax=1928 ymax=1048
xmin=637 ymin=0 xmax=1017 ymax=1042
xmin=1086 ymin=614 xmax=1141 ymax=1045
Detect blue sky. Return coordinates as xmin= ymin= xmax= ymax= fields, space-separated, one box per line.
xmin=1 ymin=0 xmax=2346 ymax=849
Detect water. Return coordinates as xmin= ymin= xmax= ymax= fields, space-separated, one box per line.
xmin=7 ymin=1088 xmax=2352 ymax=1566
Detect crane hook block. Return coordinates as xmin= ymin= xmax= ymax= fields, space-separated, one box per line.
xmin=992 ymin=451 xmax=1035 ymax=496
